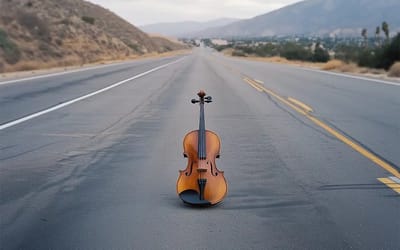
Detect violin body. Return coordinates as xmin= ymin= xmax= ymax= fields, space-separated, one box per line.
xmin=176 ymin=91 xmax=227 ymax=206
xmin=177 ymin=130 xmax=227 ymax=205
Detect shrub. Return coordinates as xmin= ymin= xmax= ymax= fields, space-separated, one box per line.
xmin=313 ymin=47 xmax=330 ymax=62
xmin=126 ymin=43 xmax=139 ymax=51
xmin=237 ymin=45 xmax=255 ymax=54
xmin=321 ymin=60 xmax=359 ymax=73
xmin=334 ymin=44 xmax=361 ymax=63
xmin=322 ymin=60 xmax=344 ymax=70
xmin=17 ymin=12 xmax=50 ymax=41
xmin=164 ymin=45 xmax=172 ymax=51
xmin=214 ymin=44 xmax=232 ymax=52
xmin=55 ymin=38 xmax=63 ymax=46
xmin=60 ymin=18 xmax=71 ymax=26
xmin=358 ymin=49 xmax=378 ymax=68
xmin=381 ymin=33 xmax=400 ymax=70
xmin=357 ymin=33 xmax=400 ymax=70
xmin=388 ymin=62 xmax=400 ymax=77
xmin=338 ymin=63 xmax=358 ymax=73
xmin=280 ymin=42 xmax=312 ymax=61
xmin=81 ymin=16 xmax=95 ymax=25
xmin=0 ymin=29 xmax=21 ymax=64
xmin=232 ymin=50 xmax=246 ymax=57
xmin=255 ymin=43 xmax=279 ymax=57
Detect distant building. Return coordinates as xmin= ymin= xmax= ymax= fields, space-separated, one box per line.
xmin=211 ymin=39 xmax=229 ymax=46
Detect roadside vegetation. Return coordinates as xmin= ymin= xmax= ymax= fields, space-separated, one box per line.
xmin=81 ymin=16 xmax=95 ymax=25
xmin=204 ymin=21 xmax=400 ymax=76
xmin=0 ymin=28 xmax=21 ymax=65
xmin=388 ymin=62 xmax=400 ymax=77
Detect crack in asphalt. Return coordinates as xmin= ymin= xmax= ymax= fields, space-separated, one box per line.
xmin=0 ymin=142 xmax=58 ymax=161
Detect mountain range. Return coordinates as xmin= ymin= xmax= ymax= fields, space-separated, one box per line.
xmin=194 ymin=0 xmax=400 ymax=38
xmin=140 ymin=18 xmax=240 ymax=38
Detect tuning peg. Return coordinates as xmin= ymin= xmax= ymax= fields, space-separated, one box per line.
xmin=191 ymin=99 xmax=200 ymax=104
xmin=205 ymin=96 xmax=212 ymax=103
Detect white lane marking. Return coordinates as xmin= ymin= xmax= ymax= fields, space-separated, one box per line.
xmin=301 ymin=67 xmax=400 ymax=87
xmin=0 ymin=57 xmax=185 ymax=131
xmin=0 ymin=61 xmax=133 ymax=85
xmin=389 ymin=176 xmax=400 ymax=184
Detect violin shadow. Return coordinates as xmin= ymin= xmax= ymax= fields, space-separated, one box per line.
xmin=164 ymin=194 xmax=224 ymax=210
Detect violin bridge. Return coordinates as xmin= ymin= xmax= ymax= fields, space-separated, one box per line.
xmin=197 ymin=168 xmax=207 ymax=173
xmin=197 ymin=160 xmax=209 ymax=173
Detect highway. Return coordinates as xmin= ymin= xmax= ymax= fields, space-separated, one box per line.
xmin=1 ymin=48 xmax=399 ymax=249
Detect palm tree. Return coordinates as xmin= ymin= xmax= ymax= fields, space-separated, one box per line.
xmin=361 ymin=28 xmax=368 ymax=47
xmin=375 ymin=26 xmax=381 ymax=46
xmin=382 ymin=21 xmax=389 ymax=42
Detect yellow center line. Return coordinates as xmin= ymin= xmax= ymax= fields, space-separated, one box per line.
xmin=287 ymin=97 xmax=314 ymax=113
xmin=243 ymin=77 xmax=263 ymax=92
xmin=378 ymin=178 xmax=400 ymax=194
xmin=258 ymin=83 xmax=400 ymax=179
xmin=214 ymin=56 xmax=400 ymax=179
xmin=258 ymin=84 xmax=309 ymax=116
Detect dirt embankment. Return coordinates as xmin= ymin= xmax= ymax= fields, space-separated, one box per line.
xmin=0 ymin=0 xmax=188 ymax=73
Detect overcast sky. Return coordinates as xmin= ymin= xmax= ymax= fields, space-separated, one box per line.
xmin=86 ymin=0 xmax=304 ymax=26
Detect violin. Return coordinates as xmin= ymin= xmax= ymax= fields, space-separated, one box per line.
xmin=176 ymin=90 xmax=227 ymax=206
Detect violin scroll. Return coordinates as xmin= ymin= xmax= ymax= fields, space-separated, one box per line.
xmin=192 ymin=90 xmax=212 ymax=104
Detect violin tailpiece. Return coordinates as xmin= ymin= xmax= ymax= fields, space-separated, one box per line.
xmin=198 ymin=178 xmax=207 ymax=200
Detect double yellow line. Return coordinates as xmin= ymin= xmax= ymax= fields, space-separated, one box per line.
xmin=378 ymin=177 xmax=400 ymax=194
xmin=243 ymin=75 xmax=400 ymax=179
xmin=216 ymin=57 xmax=400 ymax=194
xmin=211 ymin=54 xmax=400 ymax=194
xmin=243 ymin=77 xmax=263 ymax=92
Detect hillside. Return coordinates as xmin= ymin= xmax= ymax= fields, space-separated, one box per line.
xmin=0 ymin=0 xmax=187 ymax=73
xmin=140 ymin=18 xmax=240 ymax=38
xmin=196 ymin=0 xmax=400 ymax=38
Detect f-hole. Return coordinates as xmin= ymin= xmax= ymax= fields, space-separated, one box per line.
xmin=185 ymin=161 xmax=194 ymax=176
xmin=210 ymin=162 xmax=218 ymax=176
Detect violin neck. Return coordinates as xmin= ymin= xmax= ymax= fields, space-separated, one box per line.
xmin=198 ymin=102 xmax=206 ymax=160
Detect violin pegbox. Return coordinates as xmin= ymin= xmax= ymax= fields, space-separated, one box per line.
xmin=191 ymin=90 xmax=212 ymax=104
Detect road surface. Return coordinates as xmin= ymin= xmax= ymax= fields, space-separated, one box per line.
xmin=1 ymin=48 xmax=399 ymax=249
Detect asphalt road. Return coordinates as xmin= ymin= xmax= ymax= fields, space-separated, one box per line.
xmin=1 ymin=48 xmax=399 ymax=249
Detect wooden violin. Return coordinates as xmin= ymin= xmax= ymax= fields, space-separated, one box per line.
xmin=176 ymin=90 xmax=227 ymax=206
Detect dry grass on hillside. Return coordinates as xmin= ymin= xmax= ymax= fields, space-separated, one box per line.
xmin=388 ymin=62 xmax=400 ymax=77
xmin=149 ymin=34 xmax=183 ymax=44
xmin=0 ymin=0 xmax=187 ymax=73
